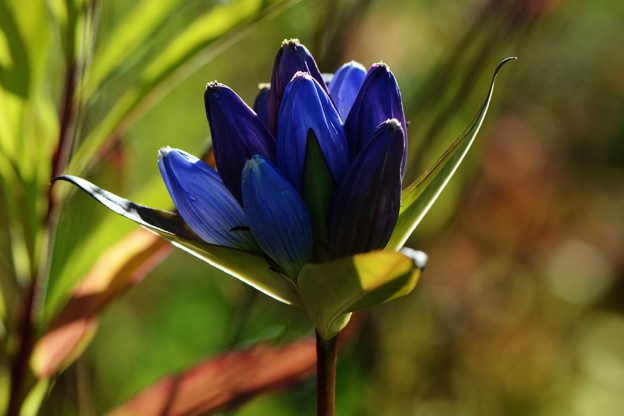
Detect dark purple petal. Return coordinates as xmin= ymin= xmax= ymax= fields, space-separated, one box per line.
xmin=328 ymin=119 xmax=405 ymax=256
xmin=253 ymin=83 xmax=270 ymax=129
xmin=242 ymin=155 xmax=314 ymax=278
xmin=276 ymin=72 xmax=349 ymax=191
xmin=204 ymin=82 xmax=275 ymax=202
xmin=158 ymin=147 xmax=259 ymax=251
xmin=328 ymin=61 xmax=366 ymax=121
xmin=344 ymin=63 xmax=407 ymax=176
xmin=267 ymin=39 xmax=328 ymax=135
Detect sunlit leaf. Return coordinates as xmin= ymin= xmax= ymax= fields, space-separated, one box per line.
xmin=298 ymin=248 xmax=427 ymax=340
xmin=387 ymin=58 xmax=516 ymax=250
xmin=32 ymin=230 xmax=170 ymax=377
xmin=53 ymin=175 xmax=301 ymax=306
xmin=68 ymin=0 xmax=290 ymax=176
xmin=83 ymin=0 xmax=184 ymax=97
xmin=109 ymin=338 xmax=316 ymax=416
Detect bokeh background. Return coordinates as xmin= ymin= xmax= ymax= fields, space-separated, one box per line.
xmin=1 ymin=0 xmax=624 ymax=414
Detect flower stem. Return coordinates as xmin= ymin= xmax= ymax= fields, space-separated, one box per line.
xmin=316 ymin=331 xmax=338 ymax=416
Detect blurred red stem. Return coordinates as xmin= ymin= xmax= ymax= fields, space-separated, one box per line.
xmin=7 ymin=281 xmax=37 ymax=416
xmin=47 ymin=58 xmax=78 ymax=225
xmin=316 ymin=331 xmax=338 ymax=416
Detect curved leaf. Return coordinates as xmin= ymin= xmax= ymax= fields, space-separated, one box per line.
xmin=32 ymin=230 xmax=170 ymax=378
xmin=68 ymin=0 xmax=290 ymax=176
xmin=297 ymin=248 xmax=427 ymax=340
xmin=387 ymin=57 xmax=517 ymax=250
xmin=108 ymin=338 xmax=316 ymax=416
xmin=53 ymin=176 xmax=301 ymax=306
xmin=83 ymin=0 xmax=184 ymax=97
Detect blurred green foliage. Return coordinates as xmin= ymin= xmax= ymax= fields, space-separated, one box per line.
xmin=1 ymin=0 xmax=623 ymax=415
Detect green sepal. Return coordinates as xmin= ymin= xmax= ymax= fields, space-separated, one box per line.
xmin=297 ymin=248 xmax=427 ymax=340
xmin=301 ymin=129 xmax=335 ymax=245
xmin=53 ymin=175 xmax=301 ymax=306
xmin=387 ymin=57 xmax=516 ymax=250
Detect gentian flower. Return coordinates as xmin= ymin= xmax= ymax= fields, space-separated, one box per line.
xmin=154 ymin=39 xmax=423 ymax=337
xmin=57 ymin=38 xmax=512 ymax=340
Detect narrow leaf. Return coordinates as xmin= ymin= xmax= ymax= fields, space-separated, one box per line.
xmin=32 ymin=230 xmax=170 ymax=377
xmin=387 ymin=58 xmax=516 ymax=250
xmin=53 ymin=176 xmax=301 ymax=305
xmin=67 ymin=0 xmax=287 ymax=176
xmin=108 ymin=339 xmax=317 ymax=416
xmin=83 ymin=0 xmax=183 ymax=97
xmin=298 ymin=248 xmax=427 ymax=340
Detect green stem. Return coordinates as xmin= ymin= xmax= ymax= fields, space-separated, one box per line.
xmin=316 ymin=331 xmax=338 ymax=416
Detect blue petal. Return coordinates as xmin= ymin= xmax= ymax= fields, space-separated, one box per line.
xmin=328 ymin=61 xmax=366 ymax=121
xmin=267 ymin=39 xmax=328 ymax=135
xmin=242 ymin=155 xmax=314 ymax=278
xmin=328 ymin=119 xmax=405 ymax=256
xmin=253 ymin=83 xmax=271 ymax=129
xmin=276 ymin=72 xmax=349 ymax=191
xmin=204 ymin=82 xmax=275 ymax=202
xmin=158 ymin=147 xmax=258 ymax=251
xmin=344 ymin=63 xmax=407 ymax=176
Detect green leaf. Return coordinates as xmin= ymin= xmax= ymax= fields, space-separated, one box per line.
xmin=301 ymin=130 xmax=335 ymax=246
xmin=67 ymin=0 xmax=288 ymax=176
xmin=387 ymin=58 xmax=517 ymax=251
xmin=83 ymin=0 xmax=184 ymax=97
xmin=33 ymin=230 xmax=170 ymax=377
xmin=53 ymin=175 xmax=301 ymax=306
xmin=297 ymin=248 xmax=427 ymax=340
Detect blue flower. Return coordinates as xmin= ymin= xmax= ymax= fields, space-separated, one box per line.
xmin=158 ymin=147 xmax=259 ymax=252
xmin=204 ymin=82 xmax=275 ymax=203
xmin=328 ymin=61 xmax=366 ymax=121
xmin=276 ymin=71 xmax=349 ymax=190
xmin=328 ymin=119 xmax=405 ymax=256
xmin=345 ymin=63 xmax=408 ymax=176
xmin=242 ymin=155 xmax=314 ymax=278
xmin=59 ymin=39 xmax=513 ymax=335
xmin=267 ymin=38 xmax=328 ymax=135
xmin=159 ymin=41 xmax=409 ymax=275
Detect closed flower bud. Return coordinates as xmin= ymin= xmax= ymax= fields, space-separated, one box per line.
xmin=344 ymin=63 xmax=407 ymax=176
xmin=276 ymin=72 xmax=349 ymax=190
xmin=328 ymin=61 xmax=366 ymax=121
xmin=158 ymin=147 xmax=258 ymax=251
xmin=253 ymin=83 xmax=271 ymax=128
xmin=328 ymin=119 xmax=405 ymax=256
xmin=204 ymin=82 xmax=275 ymax=202
xmin=268 ymin=38 xmax=328 ymax=135
xmin=242 ymin=154 xmax=314 ymax=278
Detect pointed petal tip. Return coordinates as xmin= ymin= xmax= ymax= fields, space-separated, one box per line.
xmin=371 ymin=62 xmax=390 ymax=72
xmin=291 ymin=70 xmax=313 ymax=81
xmin=383 ymin=118 xmax=402 ymax=130
xmin=281 ymin=38 xmax=301 ymax=47
xmin=245 ymin=154 xmax=263 ymax=169
xmin=158 ymin=146 xmax=173 ymax=159
xmin=205 ymin=81 xmax=224 ymax=91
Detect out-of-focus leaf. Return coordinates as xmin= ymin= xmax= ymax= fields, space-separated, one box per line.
xmin=68 ymin=0 xmax=289 ymax=176
xmin=0 ymin=0 xmax=59 ymax=283
xmin=387 ymin=58 xmax=516 ymax=250
xmin=298 ymin=248 xmax=427 ymax=340
xmin=108 ymin=338 xmax=316 ymax=416
xmin=83 ymin=0 xmax=183 ymax=97
xmin=53 ymin=176 xmax=301 ymax=306
xmin=32 ymin=230 xmax=170 ymax=378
